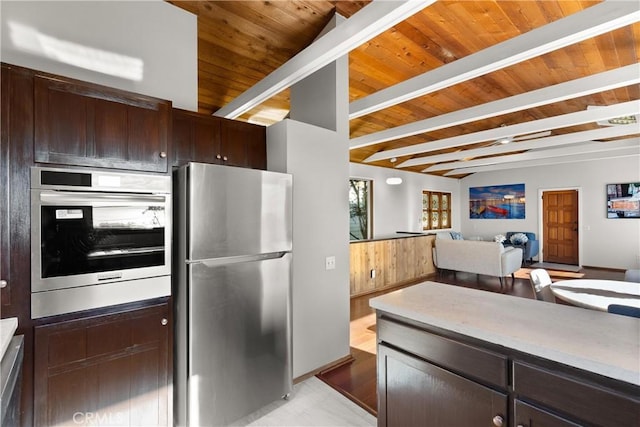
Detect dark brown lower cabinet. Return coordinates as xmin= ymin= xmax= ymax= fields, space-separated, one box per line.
xmin=378 ymin=344 xmax=507 ymax=427
xmin=34 ymin=302 xmax=171 ymax=427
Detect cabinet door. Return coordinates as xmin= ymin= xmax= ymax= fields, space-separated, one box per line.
xmin=0 ymin=64 xmax=9 ymax=305
xmin=378 ymin=344 xmax=507 ymax=427
xmin=1 ymin=64 xmax=34 ymax=312
xmin=34 ymin=302 xmax=171 ymax=427
xmin=219 ymin=117 xmax=266 ymax=169
xmin=172 ymin=109 xmax=221 ymax=167
xmin=514 ymin=400 xmax=581 ymax=427
xmin=34 ymin=75 xmax=170 ymax=172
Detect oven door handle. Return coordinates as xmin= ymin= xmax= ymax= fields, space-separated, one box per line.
xmin=36 ymin=190 xmax=167 ymax=206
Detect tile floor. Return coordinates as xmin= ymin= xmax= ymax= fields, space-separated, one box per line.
xmin=231 ymin=376 xmax=377 ymax=427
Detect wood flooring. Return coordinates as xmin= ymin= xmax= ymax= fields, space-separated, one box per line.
xmin=316 ymin=267 xmax=626 ymax=416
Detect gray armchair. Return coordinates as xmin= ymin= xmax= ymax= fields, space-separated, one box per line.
xmin=504 ymin=232 xmax=539 ymax=265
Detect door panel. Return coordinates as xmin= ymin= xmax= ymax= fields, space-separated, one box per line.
xmin=186 ymin=163 xmax=292 ymax=260
xmin=543 ymin=190 xmax=579 ymax=265
xmin=188 ymin=253 xmax=292 ymax=426
xmin=378 ymin=344 xmax=507 ymax=427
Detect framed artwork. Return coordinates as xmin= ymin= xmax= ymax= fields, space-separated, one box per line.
xmin=607 ymin=182 xmax=640 ymax=218
xmin=469 ymin=183 xmax=525 ymax=219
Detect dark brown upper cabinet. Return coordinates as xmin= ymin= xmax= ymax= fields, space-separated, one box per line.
xmin=172 ymin=108 xmax=266 ymax=170
xmin=34 ymin=75 xmax=171 ymax=173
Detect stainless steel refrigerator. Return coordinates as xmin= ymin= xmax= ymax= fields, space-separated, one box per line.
xmin=174 ymin=162 xmax=293 ymax=427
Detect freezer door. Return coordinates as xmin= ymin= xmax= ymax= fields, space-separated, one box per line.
xmin=187 ymin=252 xmax=292 ymax=426
xmin=185 ymin=163 xmax=292 ymax=260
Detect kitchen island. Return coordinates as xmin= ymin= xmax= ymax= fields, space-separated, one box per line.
xmin=370 ymin=281 xmax=639 ymax=427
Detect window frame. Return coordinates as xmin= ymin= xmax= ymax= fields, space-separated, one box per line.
xmin=422 ymin=190 xmax=452 ymax=231
xmin=349 ymin=178 xmax=373 ymax=240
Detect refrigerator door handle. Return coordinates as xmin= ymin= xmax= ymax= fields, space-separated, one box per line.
xmin=186 ymin=251 xmax=289 ymax=267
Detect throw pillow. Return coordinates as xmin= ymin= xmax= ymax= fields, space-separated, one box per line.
xmin=510 ymin=232 xmax=529 ymax=245
xmin=450 ymin=231 xmax=464 ymax=240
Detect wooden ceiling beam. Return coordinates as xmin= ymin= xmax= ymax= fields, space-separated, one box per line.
xmin=213 ymin=0 xmax=435 ymax=119
xmin=443 ymin=141 xmax=640 ymax=176
xmin=425 ymin=135 xmax=640 ymax=173
xmin=374 ymin=100 xmax=640 ymax=167
xmin=350 ymin=63 xmax=640 ymax=150
xmin=349 ymin=1 xmax=640 ymax=119
xmin=421 ymin=124 xmax=640 ymax=170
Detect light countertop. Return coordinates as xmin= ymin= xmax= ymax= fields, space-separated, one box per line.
xmin=370 ymin=281 xmax=640 ymax=386
xmin=0 ymin=318 xmax=18 ymax=362
xmin=350 ymin=232 xmax=435 ymax=243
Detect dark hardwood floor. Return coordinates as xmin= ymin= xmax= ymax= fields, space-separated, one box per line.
xmin=316 ymin=266 xmax=626 ymax=416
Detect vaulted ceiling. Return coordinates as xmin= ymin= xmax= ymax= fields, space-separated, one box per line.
xmin=168 ymin=1 xmax=640 ymax=177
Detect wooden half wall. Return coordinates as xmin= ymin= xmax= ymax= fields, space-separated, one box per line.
xmin=350 ymin=234 xmax=436 ymax=297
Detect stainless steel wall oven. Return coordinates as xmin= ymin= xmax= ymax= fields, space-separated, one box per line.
xmin=31 ymin=167 xmax=171 ymax=318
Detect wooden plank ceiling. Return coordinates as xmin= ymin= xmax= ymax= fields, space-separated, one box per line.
xmin=168 ymin=1 xmax=640 ymax=177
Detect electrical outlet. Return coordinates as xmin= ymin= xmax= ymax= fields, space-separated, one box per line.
xmin=325 ymin=256 xmax=336 ymax=270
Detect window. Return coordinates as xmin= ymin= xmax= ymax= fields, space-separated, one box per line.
xmin=422 ymin=191 xmax=451 ymax=230
xmin=349 ymin=179 xmax=372 ymax=240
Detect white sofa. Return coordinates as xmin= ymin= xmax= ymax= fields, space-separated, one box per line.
xmin=433 ymin=238 xmax=523 ymax=287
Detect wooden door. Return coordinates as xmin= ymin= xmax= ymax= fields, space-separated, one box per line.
xmin=542 ymin=190 xmax=579 ymax=265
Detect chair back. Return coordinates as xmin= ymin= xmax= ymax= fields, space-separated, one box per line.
xmin=529 ymin=269 xmax=555 ymax=302
xmin=607 ymin=304 xmax=640 ymax=318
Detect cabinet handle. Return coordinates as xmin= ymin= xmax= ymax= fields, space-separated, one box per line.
xmin=517 ymin=425 xmax=526 ymax=427
xmin=161 ymin=318 xmax=168 ymax=326
xmin=223 ymin=156 xmax=228 ymax=161
xmin=492 ymin=415 xmax=504 ymax=427
xmin=159 ymin=151 xmax=167 ymax=158
xmin=216 ymin=154 xmax=222 ymax=160
xmin=0 ymin=280 xmax=6 ymax=288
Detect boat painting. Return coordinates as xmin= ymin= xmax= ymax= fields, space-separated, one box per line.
xmin=470 ymin=184 xmax=525 ymax=219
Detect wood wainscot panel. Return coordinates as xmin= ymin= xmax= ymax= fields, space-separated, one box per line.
xmin=415 ymin=235 xmax=436 ymax=278
xmin=350 ymin=235 xmax=436 ymax=297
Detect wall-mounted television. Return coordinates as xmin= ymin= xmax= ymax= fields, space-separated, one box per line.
xmin=606 ymin=182 xmax=640 ymax=218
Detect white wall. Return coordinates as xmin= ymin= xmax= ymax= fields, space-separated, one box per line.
xmin=267 ymin=119 xmax=350 ymax=379
xmin=460 ymin=156 xmax=640 ymax=270
xmin=0 ymin=0 xmax=197 ymax=110
xmin=349 ymin=163 xmax=460 ymax=237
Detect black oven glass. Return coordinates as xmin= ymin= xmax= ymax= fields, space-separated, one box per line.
xmin=40 ymin=204 xmax=165 ymax=278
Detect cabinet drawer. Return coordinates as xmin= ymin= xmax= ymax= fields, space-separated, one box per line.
xmin=513 ymin=361 xmax=640 ymax=426
xmin=378 ymin=317 xmax=507 ymax=389
xmin=514 ymin=399 xmax=581 ymax=427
